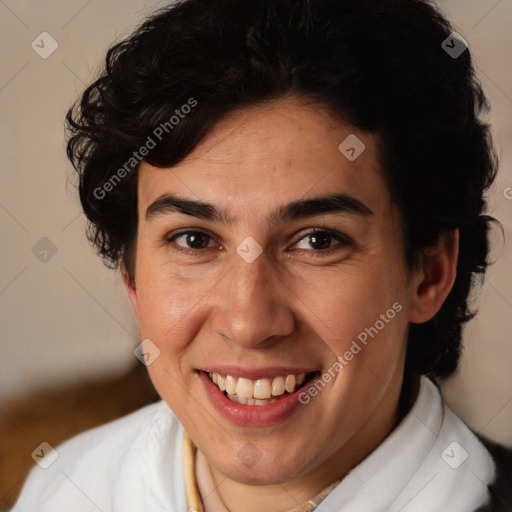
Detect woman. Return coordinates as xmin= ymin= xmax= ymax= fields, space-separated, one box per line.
xmin=12 ymin=0 xmax=512 ymax=510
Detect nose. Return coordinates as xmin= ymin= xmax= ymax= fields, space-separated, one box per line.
xmin=210 ymin=250 xmax=295 ymax=349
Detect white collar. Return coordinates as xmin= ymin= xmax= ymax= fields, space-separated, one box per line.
xmin=316 ymin=376 xmax=496 ymax=511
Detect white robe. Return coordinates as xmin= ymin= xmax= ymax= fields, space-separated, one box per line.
xmin=11 ymin=377 xmax=496 ymax=512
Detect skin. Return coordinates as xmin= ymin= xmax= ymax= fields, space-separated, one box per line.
xmin=124 ymin=96 xmax=458 ymax=512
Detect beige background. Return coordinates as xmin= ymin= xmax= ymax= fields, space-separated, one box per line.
xmin=0 ymin=0 xmax=511 ymax=446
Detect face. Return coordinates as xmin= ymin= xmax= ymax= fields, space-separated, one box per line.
xmin=126 ymin=96 xmax=420 ymax=487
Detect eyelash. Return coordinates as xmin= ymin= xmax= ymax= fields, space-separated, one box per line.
xmin=165 ymin=228 xmax=353 ymax=256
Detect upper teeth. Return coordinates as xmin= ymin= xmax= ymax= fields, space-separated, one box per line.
xmin=209 ymin=372 xmax=307 ymax=401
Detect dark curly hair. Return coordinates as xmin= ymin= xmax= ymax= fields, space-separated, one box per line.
xmin=66 ymin=0 xmax=499 ymax=380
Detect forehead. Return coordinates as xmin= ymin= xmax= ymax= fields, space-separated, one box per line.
xmin=138 ymin=97 xmax=391 ymax=219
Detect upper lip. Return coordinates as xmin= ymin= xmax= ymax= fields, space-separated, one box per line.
xmin=199 ymin=366 xmax=318 ymax=380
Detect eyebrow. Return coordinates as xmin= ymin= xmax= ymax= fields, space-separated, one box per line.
xmin=145 ymin=193 xmax=373 ymax=226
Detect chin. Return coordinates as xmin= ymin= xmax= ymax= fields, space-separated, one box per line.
xmin=214 ymin=445 xmax=315 ymax=486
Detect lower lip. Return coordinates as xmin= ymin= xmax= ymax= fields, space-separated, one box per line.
xmin=198 ymin=371 xmax=317 ymax=427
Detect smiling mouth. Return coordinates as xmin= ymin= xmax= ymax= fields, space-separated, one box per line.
xmin=203 ymin=370 xmax=318 ymax=405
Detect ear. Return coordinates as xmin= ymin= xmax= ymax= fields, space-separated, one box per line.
xmin=408 ymin=229 xmax=459 ymax=324
xmin=122 ymin=265 xmax=139 ymax=317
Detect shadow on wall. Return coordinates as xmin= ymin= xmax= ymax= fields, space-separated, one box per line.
xmin=0 ymin=364 xmax=159 ymax=511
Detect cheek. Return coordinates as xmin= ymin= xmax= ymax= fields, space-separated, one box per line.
xmin=298 ymin=258 xmax=408 ymax=371
xmin=134 ymin=247 xmax=199 ymax=334
xmin=134 ymin=262 xmax=205 ymax=413
xmin=133 ymin=256 xmax=219 ymax=385
xmin=136 ymin=283 xmax=188 ymax=341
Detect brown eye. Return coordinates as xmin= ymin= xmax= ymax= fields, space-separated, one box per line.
xmin=308 ymin=232 xmax=332 ymax=250
xmin=294 ymin=229 xmax=352 ymax=252
xmin=169 ymin=231 xmax=215 ymax=250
